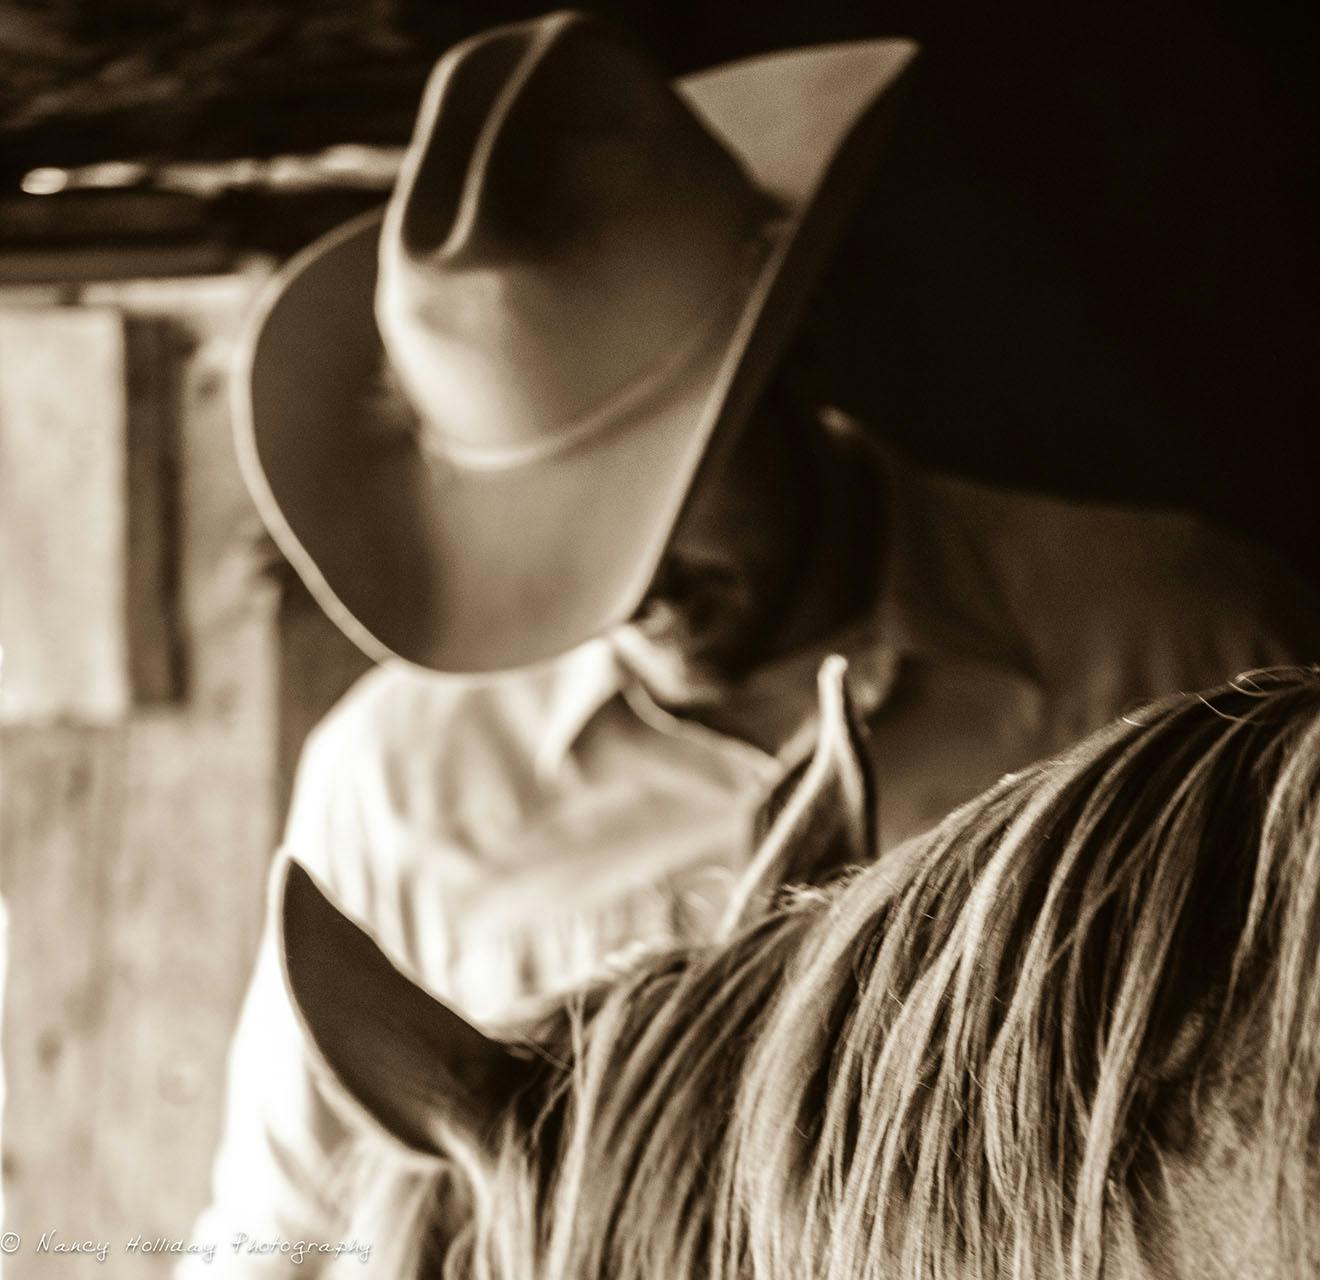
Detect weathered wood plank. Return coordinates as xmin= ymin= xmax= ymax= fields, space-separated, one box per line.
xmin=1 ymin=271 xmax=282 ymax=1274
xmin=0 ymin=305 xmax=177 ymax=723
xmin=0 ymin=726 xmax=123 ymax=1229
xmin=122 ymin=315 xmax=180 ymax=709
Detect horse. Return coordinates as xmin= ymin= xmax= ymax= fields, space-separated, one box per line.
xmin=280 ymin=662 xmax=1320 ymax=1279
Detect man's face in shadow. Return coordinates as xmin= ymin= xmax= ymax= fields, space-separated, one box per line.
xmin=612 ymin=402 xmax=814 ymax=708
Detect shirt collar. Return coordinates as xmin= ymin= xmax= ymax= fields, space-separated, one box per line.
xmin=534 ymin=637 xmax=626 ymax=784
xmin=536 ymin=409 xmax=1037 ymax=777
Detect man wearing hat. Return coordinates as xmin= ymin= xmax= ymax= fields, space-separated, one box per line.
xmin=192 ymin=11 xmax=1319 ymax=1269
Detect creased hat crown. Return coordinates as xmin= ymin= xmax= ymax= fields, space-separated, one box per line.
xmin=377 ymin=11 xmax=775 ymax=463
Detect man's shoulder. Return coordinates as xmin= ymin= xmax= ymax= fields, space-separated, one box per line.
xmin=303 ymin=655 xmax=569 ymax=764
xmin=304 ymin=660 xmax=488 ymax=759
xmin=285 ymin=655 xmax=589 ymax=857
xmin=963 ymin=479 xmax=1273 ymax=603
xmin=922 ymin=468 xmax=1319 ymax=685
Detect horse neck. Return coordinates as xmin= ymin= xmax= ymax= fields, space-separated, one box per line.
xmin=1144 ymin=1111 xmax=1312 ymax=1280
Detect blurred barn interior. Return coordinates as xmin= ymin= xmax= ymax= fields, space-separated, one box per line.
xmin=0 ymin=0 xmax=1316 ymax=1266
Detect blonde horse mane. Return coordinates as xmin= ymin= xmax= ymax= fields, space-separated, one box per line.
xmin=305 ymin=667 xmax=1320 ymax=1278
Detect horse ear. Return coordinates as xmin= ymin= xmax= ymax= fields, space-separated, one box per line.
xmin=279 ymin=860 xmax=539 ymax=1158
xmin=721 ymin=655 xmax=877 ymax=934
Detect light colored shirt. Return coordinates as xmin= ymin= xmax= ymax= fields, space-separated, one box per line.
xmin=186 ymin=425 xmax=1319 ymax=1272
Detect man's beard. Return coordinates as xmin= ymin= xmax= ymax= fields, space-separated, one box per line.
xmin=614 ymin=566 xmax=786 ymax=708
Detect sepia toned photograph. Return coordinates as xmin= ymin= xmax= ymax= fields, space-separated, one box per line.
xmin=1 ymin=1 xmax=1317 ymax=1275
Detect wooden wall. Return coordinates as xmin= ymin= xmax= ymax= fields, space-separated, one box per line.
xmin=0 ymin=270 xmax=366 ymax=1273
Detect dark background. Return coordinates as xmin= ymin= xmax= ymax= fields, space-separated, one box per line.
xmin=3 ymin=0 xmax=1316 ymax=583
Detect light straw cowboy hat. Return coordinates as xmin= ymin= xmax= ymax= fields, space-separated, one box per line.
xmin=236 ymin=10 xmax=918 ymax=673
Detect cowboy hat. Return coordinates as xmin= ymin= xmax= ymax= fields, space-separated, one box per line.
xmin=236 ymin=11 xmax=918 ymax=673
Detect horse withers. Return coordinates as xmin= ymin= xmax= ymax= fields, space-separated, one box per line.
xmin=281 ymin=663 xmax=1320 ymax=1279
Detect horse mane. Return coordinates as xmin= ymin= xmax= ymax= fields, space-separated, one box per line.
xmin=723 ymin=668 xmax=1320 ymax=1279
xmin=340 ymin=667 xmax=1320 ymax=1279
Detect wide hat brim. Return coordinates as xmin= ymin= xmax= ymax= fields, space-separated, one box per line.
xmin=236 ymin=36 xmax=919 ymax=674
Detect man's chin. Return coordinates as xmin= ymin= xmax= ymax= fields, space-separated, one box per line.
xmin=610 ymin=625 xmax=742 ymax=710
